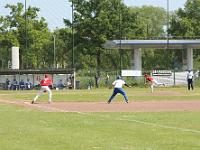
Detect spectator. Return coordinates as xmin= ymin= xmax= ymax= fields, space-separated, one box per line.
xmin=5 ymin=78 xmax=10 ymax=90
xmin=19 ymin=79 xmax=25 ymax=90
xmin=105 ymin=74 xmax=110 ymax=87
xmin=95 ymin=74 xmax=100 ymax=88
xmin=69 ymin=74 xmax=74 ymax=89
xmin=10 ymin=78 xmax=18 ymax=90
xmin=26 ymin=79 xmax=32 ymax=90
xmin=65 ymin=79 xmax=72 ymax=89
xmin=56 ymin=79 xmax=65 ymax=90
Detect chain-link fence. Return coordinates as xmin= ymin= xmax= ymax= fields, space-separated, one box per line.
xmin=76 ymin=69 xmax=200 ymax=89
xmin=0 ymin=69 xmax=200 ymax=90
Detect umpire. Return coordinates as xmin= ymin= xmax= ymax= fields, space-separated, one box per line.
xmin=187 ymin=70 xmax=194 ymax=90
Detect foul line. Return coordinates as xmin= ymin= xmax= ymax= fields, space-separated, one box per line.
xmin=117 ymin=117 xmax=200 ymax=134
xmin=23 ymin=101 xmax=87 ymax=115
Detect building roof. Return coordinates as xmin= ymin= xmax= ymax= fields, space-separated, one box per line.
xmin=0 ymin=69 xmax=74 ymax=75
xmin=103 ymin=40 xmax=200 ymax=49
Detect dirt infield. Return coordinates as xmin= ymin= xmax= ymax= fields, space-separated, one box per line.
xmin=0 ymin=99 xmax=200 ymax=112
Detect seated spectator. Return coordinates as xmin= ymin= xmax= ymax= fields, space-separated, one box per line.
xmin=65 ymin=80 xmax=72 ymax=89
xmin=10 ymin=78 xmax=18 ymax=90
xmin=19 ymin=79 xmax=25 ymax=90
xmin=56 ymin=79 xmax=65 ymax=90
xmin=26 ymin=79 xmax=32 ymax=90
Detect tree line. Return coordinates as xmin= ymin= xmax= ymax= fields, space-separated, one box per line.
xmin=0 ymin=0 xmax=200 ymax=74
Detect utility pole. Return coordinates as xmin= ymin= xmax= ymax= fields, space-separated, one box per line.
xmin=25 ymin=0 xmax=28 ymax=69
xmin=72 ymin=0 xmax=75 ymax=69
xmin=72 ymin=0 xmax=76 ymax=89
xmin=119 ymin=4 xmax=122 ymax=76
xmin=165 ymin=0 xmax=170 ymax=68
xmin=53 ymin=34 xmax=56 ymax=68
xmin=167 ymin=0 xmax=169 ymax=46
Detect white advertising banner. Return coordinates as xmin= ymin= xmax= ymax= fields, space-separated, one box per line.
xmin=122 ymin=70 xmax=142 ymax=77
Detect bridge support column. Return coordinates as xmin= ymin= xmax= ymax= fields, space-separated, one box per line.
xmin=187 ymin=48 xmax=193 ymax=70
xmin=131 ymin=48 xmax=142 ymax=71
xmin=12 ymin=46 xmax=20 ymax=69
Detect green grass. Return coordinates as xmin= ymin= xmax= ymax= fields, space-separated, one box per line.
xmin=0 ymin=87 xmax=200 ymax=102
xmin=0 ymin=104 xmax=200 ymax=150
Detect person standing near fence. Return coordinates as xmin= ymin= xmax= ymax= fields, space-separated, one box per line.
xmin=105 ymin=74 xmax=110 ymax=87
xmin=95 ymin=74 xmax=100 ymax=88
xmin=107 ymin=75 xmax=131 ymax=104
xmin=5 ymin=78 xmax=10 ymax=90
xmin=187 ymin=70 xmax=194 ymax=90
xmin=144 ymin=74 xmax=165 ymax=93
xmin=32 ymin=74 xmax=52 ymax=104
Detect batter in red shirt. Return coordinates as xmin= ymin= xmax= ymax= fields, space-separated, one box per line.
xmin=32 ymin=74 xmax=53 ymax=104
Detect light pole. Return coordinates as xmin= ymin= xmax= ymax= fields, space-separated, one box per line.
xmin=167 ymin=0 xmax=169 ymax=44
xmin=165 ymin=0 xmax=170 ymax=68
xmin=53 ymin=34 xmax=56 ymax=68
xmin=25 ymin=0 xmax=28 ymax=69
xmin=71 ymin=1 xmax=76 ymax=89
xmin=72 ymin=0 xmax=75 ymax=69
xmin=119 ymin=3 xmax=122 ymax=76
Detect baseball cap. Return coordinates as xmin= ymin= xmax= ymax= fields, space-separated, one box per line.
xmin=117 ymin=75 xmax=122 ymax=79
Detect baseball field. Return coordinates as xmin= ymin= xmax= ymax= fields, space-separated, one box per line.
xmin=0 ymin=87 xmax=200 ymax=150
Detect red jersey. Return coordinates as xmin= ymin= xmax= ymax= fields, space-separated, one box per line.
xmin=40 ymin=77 xmax=52 ymax=86
xmin=146 ymin=76 xmax=154 ymax=81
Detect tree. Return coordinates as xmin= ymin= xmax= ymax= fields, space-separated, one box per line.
xmin=52 ymin=28 xmax=72 ymax=68
xmin=129 ymin=5 xmax=166 ymax=38
xmin=129 ymin=6 xmax=167 ymax=70
xmin=1 ymin=3 xmax=51 ymax=69
xmin=65 ymin=0 xmax=137 ymax=75
xmin=169 ymin=0 xmax=200 ymax=69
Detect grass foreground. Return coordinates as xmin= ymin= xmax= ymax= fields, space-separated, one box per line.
xmin=0 ymin=104 xmax=200 ymax=150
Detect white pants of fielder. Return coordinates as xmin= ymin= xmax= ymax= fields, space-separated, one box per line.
xmin=150 ymin=79 xmax=165 ymax=93
xmin=33 ymin=86 xmax=52 ymax=103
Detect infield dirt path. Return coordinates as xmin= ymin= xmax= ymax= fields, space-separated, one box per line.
xmin=0 ymin=99 xmax=200 ymax=112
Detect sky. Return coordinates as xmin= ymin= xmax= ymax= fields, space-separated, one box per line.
xmin=0 ymin=0 xmax=187 ymax=30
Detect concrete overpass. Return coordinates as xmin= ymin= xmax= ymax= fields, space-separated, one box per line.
xmin=103 ymin=40 xmax=200 ymax=71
